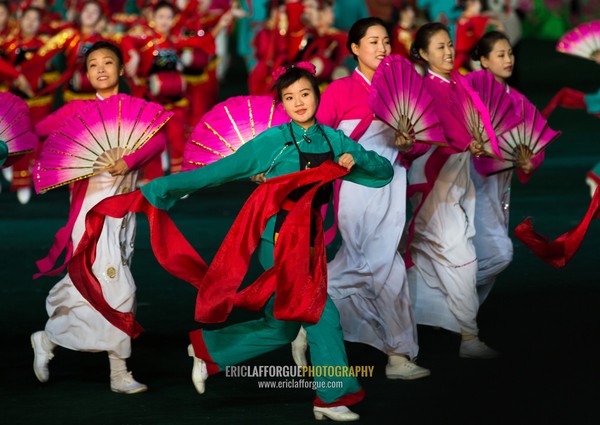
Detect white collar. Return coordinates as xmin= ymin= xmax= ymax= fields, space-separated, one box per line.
xmin=355 ymin=68 xmax=372 ymax=86
xmin=427 ymin=70 xmax=451 ymax=83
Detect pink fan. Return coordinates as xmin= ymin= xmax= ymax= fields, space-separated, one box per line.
xmin=556 ymin=20 xmax=600 ymax=61
xmin=182 ymin=95 xmax=290 ymax=170
xmin=368 ymin=54 xmax=447 ymax=147
xmin=34 ymin=94 xmax=173 ymax=193
xmin=473 ymin=98 xmax=561 ymax=176
xmin=464 ymin=70 xmax=523 ymax=157
xmin=450 ymin=72 xmax=516 ymax=159
xmin=0 ymin=92 xmax=38 ymax=168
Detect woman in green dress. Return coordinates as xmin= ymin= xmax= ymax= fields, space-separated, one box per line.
xmin=141 ymin=62 xmax=394 ymax=422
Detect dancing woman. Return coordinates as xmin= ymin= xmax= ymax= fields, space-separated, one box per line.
xmin=469 ymin=30 xmax=540 ymax=303
xmin=141 ymin=63 xmax=394 ymax=421
xmin=406 ymin=22 xmax=499 ymax=359
xmin=293 ymin=17 xmax=431 ymax=380
xmin=31 ymin=41 xmax=166 ymax=394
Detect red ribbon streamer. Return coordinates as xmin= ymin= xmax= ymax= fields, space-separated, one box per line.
xmin=68 ymin=161 xmax=348 ymax=337
xmin=514 ymin=186 xmax=600 ymax=268
xmin=68 ymin=190 xmax=207 ymax=338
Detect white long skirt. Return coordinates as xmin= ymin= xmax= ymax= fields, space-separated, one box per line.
xmin=328 ymin=121 xmax=418 ymax=359
xmin=471 ymin=163 xmax=513 ymax=304
xmin=407 ymin=149 xmax=479 ymax=335
xmin=45 ymin=172 xmax=138 ymax=358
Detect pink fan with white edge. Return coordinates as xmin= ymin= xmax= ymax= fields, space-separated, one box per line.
xmin=473 ymin=98 xmax=561 ymax=176
xmin=368 ymin=54 xmax=447 ymax=147
xmin=556 ymin=20 xmax=600 ymax=61
xmin=451 ymin=72 xmax=515 ymax=159
xmin=464 ymin=70 xmax=523 ymax=156
xmin=34 ymin=94 xmax=173 ymax=193
xmin=182 ymin=95 xmax=290 ymax=171
xmin=0 ymin=92 xmax=38 ymax=167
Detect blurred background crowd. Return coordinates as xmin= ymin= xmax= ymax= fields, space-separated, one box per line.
xmin=1 ymin=0 xmax=598 ymax=205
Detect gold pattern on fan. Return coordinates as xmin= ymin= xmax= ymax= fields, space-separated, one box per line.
xmin=93 ymin=147 xmax=131 ymax=173
xmin=514 ymin=144 xmax=534 ymax=163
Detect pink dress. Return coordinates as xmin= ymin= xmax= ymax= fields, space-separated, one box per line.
xmin=316 ymin=69 xmax=429 ymax=358
xmin=406 ymin=71 xmax=479 ymax=335
xmin=35 ymin=95 xmax=166 ymax=358
xmin=471 ymin=85 xmax=544 ymax=302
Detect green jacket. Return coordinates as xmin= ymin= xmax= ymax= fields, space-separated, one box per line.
xmin=0 ymin=140 xmax=8 ymax=167
xmin=141 ymin=121 xmax=394 ymax=245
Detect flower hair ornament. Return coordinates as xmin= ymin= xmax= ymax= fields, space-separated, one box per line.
xmin=271 ymin=62 xmax=317 ymax=82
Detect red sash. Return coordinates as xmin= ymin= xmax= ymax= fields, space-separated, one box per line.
xmin=68 ymin=161 xmax=347 ymax=337
xmin=514 ymin=186 xmax=600 ymax=268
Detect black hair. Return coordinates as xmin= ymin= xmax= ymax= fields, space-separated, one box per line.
xmin=346 ymin=17 xmax=389 ymax=61
xmin=153 ymin=0 xmax=177 ymax=14
xmin=409 ymin=22 xmax=451 ymax=62
xmin=271 ymin=66 xmax=321 ymax=106
xmin=0 ymin=1 xmax=10 ymax=13
xmin=84 ymin=40 xmax=124 ymax=71
xmin=470 ymin=30 xmax=511 ymax=63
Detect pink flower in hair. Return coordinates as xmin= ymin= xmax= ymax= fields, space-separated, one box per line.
xmin=271 ymin=61 xmax=317 ymax=82
xmin=294 ymin=61 xmax=317 ymax=75
xmin=271 ymin=66 xmax=288 ymax=82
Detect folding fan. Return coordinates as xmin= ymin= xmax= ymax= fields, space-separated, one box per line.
xmin=182 ymin=95 xmax=290 ymax=171
xmin=473 ymin=98 xmax=561 ymax=176
xmin=34 ymin=94 xmax=173 ymax=193
xmin=368 ymin=54 xmax=447 ymax=147
xmin=556 ymin=20 xmax=600 ymax=61
xmin=450 ymin=72 xmax=520 ymax=160
xmin=0 ymin=92 xmax=38 ymax=168
xmin=464 ymin=70 xmax=523 ymax=158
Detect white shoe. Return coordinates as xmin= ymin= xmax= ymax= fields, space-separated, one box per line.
xmin=385 ymin=355 xmax=431 ymax=380
xmin=291 ymin=327 xmax=308 ymax=367
xmin=17 ymin=187 xmax=32 ymax=205
xmin=110 ymin=371 xmax=148 ymax=394
xmin=31 ymin=331 xmax=54 ymax=383
xmin=188 ymin=344 xmax=208 ymax=394
xmin=2 ymin=166 xmax=12 ymax=183
xmin=313 ymin=406 xmax=359 ymax=421
xmin=459 ymin=338 xmax=501 ymax=359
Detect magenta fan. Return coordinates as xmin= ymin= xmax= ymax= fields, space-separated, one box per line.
xmin=0 ymin=92 xmax=38 ymax=167
xmin=368 ymin=54 xmax=446 ymax=147
xmin=556 ymin=20 xmax=600 ymax=61
xmin=473 ymin=98 xmax=561 ymax=176
xmin=450 ymin=72 xmax=519 ymax=159
xmin=34 ymin=94 xmax=173 ymax=193
xmin=464 ymin=70 xmax=523 ymax=158
xmin=182 ymin=95 xmax=290 ymax=170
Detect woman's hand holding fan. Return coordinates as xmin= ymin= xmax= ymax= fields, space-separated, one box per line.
xmin=34 ymin=94 xmax=173 ymax=193
xmin=182 ymin=95 xmax=290 ymax=171
xmin=368 ymin=55 xmax=447 ymax=151
xmin=453 ymin=71 xmax=523 ymax=160
xmin=473 ymin=97 xmax=561 ymax=178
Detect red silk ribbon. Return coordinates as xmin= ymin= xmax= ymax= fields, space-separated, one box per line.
xmin=514 ymin=186 xmax=600 ymax=268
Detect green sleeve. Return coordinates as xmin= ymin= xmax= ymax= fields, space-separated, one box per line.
xmin=141 ymin=135 xmax=273 ymax=210
xmin=327 ymin=128 xmax=394 ymax=188
xmin=0 ymin=140 xmax=8 ymax=167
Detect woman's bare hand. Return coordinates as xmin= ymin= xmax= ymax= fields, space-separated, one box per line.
xmin=337 ymin=153 xmax=355 ymax=170
xmin=250 ymin=173 xmax=266 ymax=184
xmin=395 ymin=130 xmax=415 ymax=153
xmin=469 ymin=139 xmax=486 ymax=157
xmin=107 ymin=159 xmax=130 ymax=176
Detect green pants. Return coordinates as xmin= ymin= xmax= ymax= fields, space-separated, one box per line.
xmin=199 ymin=240 xmax=363 ymax=405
